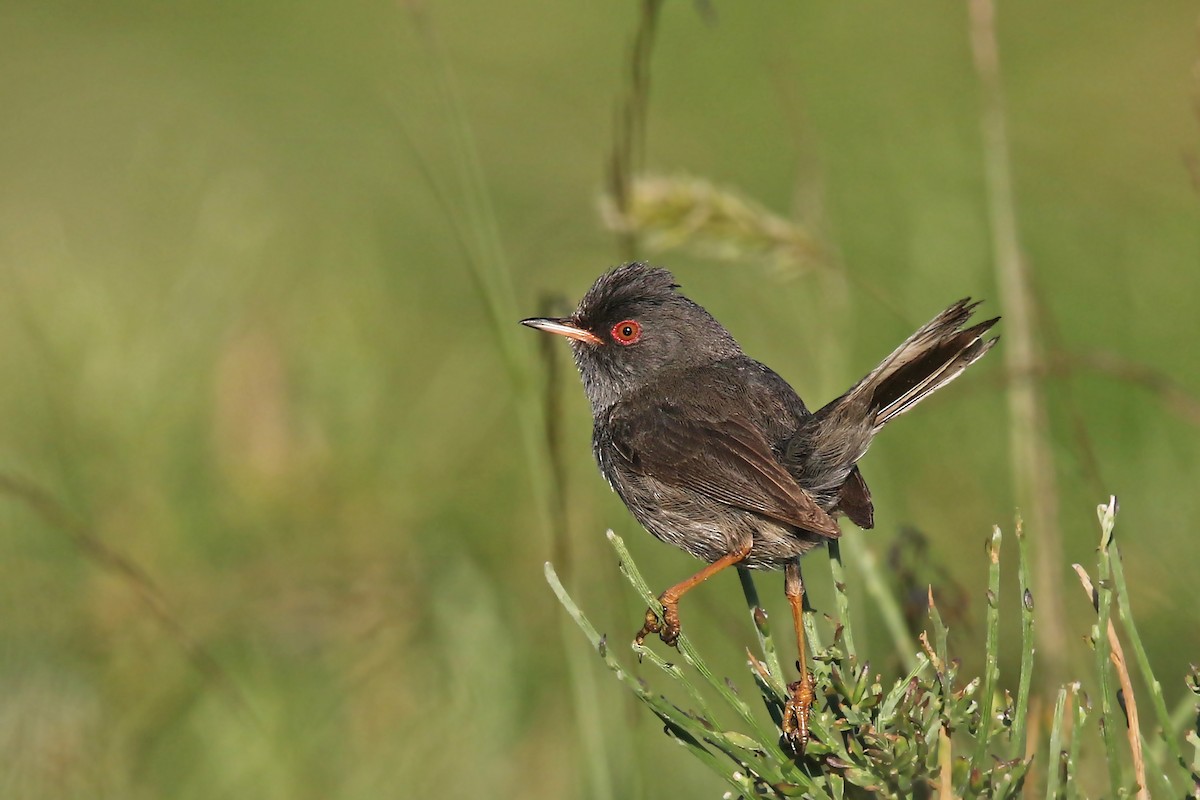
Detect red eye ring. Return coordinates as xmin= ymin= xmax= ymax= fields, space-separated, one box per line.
xmin=610 ymin=319 xmax=642 ymax=345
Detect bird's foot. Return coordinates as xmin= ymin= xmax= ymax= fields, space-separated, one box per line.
xmin=782 ymin=672 xmax=816 ymax=754
xmin=634 ymin=597 xmax=681 ymax=648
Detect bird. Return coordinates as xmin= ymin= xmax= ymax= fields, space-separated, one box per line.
xmin=521 ymin=262 xmax=999 ymax=752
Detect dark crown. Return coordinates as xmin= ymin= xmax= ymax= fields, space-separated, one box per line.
xmin=577 ymin=263 xmax=679 ymax=325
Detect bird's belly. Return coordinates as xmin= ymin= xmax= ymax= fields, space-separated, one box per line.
xmin=616 ymin=475 xmax=826 ymax=569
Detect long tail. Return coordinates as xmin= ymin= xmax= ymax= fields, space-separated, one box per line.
xmin=786 ymin=299 xmax=999 ymax=495
xmin=842 ymin=298 xmax=999 ymax=431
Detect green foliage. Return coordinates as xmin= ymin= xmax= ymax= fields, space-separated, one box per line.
xmin=548 ymin=500 xmax=1200 ymax=797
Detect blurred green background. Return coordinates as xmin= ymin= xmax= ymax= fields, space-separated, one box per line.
xmin=1 ymin=1 xmax=1198 ymax=797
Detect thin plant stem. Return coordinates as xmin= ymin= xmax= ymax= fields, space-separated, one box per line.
xmin=926 ymin=588 xmax=953 ymax=708
xmin=609 ymin=0 xmax=665 ymax=260
xmin=826 ymin=539 xmax=857 ymax=662
xmin=1189 ymin=729 xmax=1200 ymax=790
xmin=604 ymin=531 xmax=823 ymax=791
xmin=405 ymin=18 xmax=626 ymax=795
xmin=967 ymin=526 xmax=1003 ymax=787
xmin=801 ymin=598 xmax=823 ymax=657
xmin=403 ymin=8 xmax=556 ymax=551
xmin=967 ymin=0 xmax=1069 ymax=692
xmin=1109 ymin=534 xmax=1189 ymax=774
xmin=845 ymin=538 xmax=918 ymax=671
xmin=1093 ymin=499 xmax=1151 ymax=799
xmin=545 ymin=561 xmax=759 ymax=798
xmin=938 ymin=726 xmax=954 ymax=798
xmin=561 ymin=620 xmax=617 ymax=800
xmin=877 ymin=654 xmax=931 ymax=725
xmin=737 ymin=567 xmax=786 ymax=696
xmin=1066 ymin=684 xmax=1088 ymax=800
xmin=1153 ymin=690 xmax=1200 ymax=770
xmin=1083 ymin=499 xmax=1125 ymax=796
xmin=1046 ymin=686 xmax=1069 ymax=800
xmin=1011 ymin=516 xmax=1036 ymax=760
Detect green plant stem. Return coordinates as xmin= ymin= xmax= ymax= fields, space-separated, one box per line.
xmin=609 ymin=0 xmax=664 ymax=260
xmin=1188 ymin=730 xmax=1200 ymax=788
xmin=636 ymin=638 xmax=791 ymax=787
xmin=549 ymin=503 xmax=1193 ymax=796
xmin=1011 ymin=516 xmax=1035 ymax=760
xmin=561 ymin=616 xmax=617 ymax=800
xmin=607 ymin=532 xmax=759 ymax=731
xmin=826 ymin=539 xmax=857 ymax=662
xmin=635 ymin=631 xmax=723 ymax=730
xmin=1154 ymin=690 xmax=1200 ymax=770
xmin=1109 ymin=536 xmax=1188 ymax=774
xmin=878 ymin=654 xmax=930 ymax=725
xmin=1092 ymin=502 xmax=1124 ymax=797
xmin=545 ymin=561 xmax=758 ymax=797
xmin=1046 ymin=686 xmax=1069 ymax=800
xmin=968 ymin=0 xmax=1070 ymax=696
xmin=1109 ymin=539 xmax=1177 ymax=798
xmin=406 ymin=9 xmax=556 ymax=553
xmin=604 ymin=531 xmax=825 ymax=793
xmin=737 ymin=567 xmax=787 ymax=696
xmin=844 ymin=538 xmax=918 ymax=671
xmin=926 ymin=588 xmax=952 ymax=709
xmin=966 ymin=526 xmax=1003 ymax=789
xmin=1066 ymin=684 xmax=1087 ymax=800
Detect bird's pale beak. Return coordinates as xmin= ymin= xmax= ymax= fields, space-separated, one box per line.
xmin=520 ymin=316 xmax=603 ymax=345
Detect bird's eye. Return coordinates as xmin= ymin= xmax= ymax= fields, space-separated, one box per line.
xmin=610 ymin=319 xmax=642 ymax=345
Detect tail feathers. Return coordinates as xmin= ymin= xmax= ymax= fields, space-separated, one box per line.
xmin=823 ymin=298 xmax=999 ymax=430
xmin=787 ymin=299 xmax=997 ymax=499
xmin=871 ymin=310 xmax=999 ymax=429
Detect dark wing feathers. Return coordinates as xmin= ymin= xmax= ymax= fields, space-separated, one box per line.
xmin=608 ymin=403 xmax=842 ymax=539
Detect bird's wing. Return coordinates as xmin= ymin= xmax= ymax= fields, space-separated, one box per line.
xmin=607 ymin=402 xmax=842 ymax=539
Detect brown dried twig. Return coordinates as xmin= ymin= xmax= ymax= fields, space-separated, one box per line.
xmin=1072 ymin=562 xmax=1149 ymax=800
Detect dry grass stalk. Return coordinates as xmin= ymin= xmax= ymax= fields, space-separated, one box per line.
xmin=600 ymin=174 xmax=826 ymax=276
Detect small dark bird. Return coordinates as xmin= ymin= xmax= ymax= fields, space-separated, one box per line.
xmin=521 ymin=263 xmax=998 ymax=752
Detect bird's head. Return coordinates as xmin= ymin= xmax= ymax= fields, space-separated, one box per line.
xmin=521 ymin=263 xmax=743 ymax=412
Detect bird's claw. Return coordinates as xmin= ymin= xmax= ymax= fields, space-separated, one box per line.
xmin=634 ymin=601 xmax=680 ymax=648
xmin=782 ymin=672 xmax=816 ymax=755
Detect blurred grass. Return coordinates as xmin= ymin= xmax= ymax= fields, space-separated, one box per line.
xmin=0 ymin=1 xmax=1198 ymax=797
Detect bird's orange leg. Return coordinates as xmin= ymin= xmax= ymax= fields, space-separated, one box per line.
xmin=782 ymin=558 xmax=816 ymax=753
xmin=636 ymin=540 xmax=753 ymax=648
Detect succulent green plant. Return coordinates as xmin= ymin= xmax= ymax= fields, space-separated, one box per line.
xmin=546 ymin=498 xmax=1200 ymax=798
